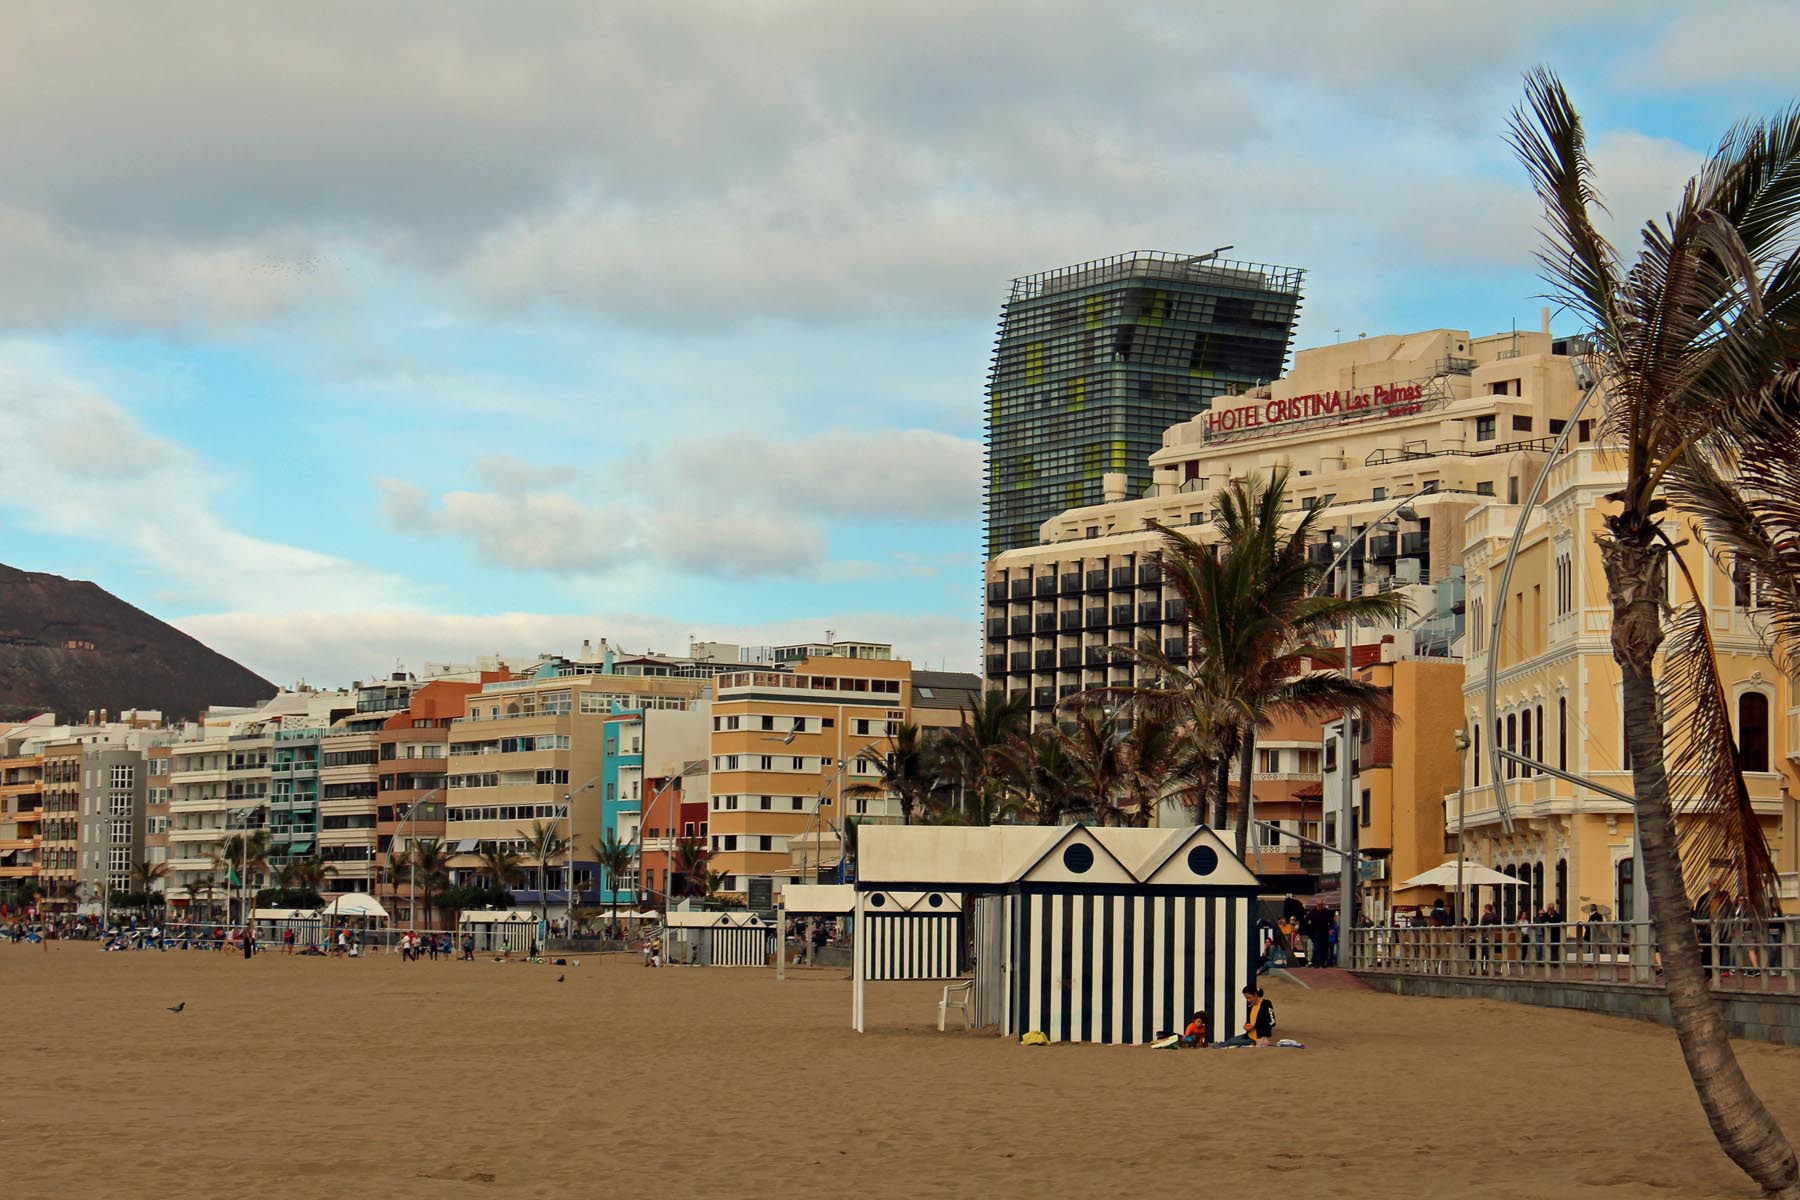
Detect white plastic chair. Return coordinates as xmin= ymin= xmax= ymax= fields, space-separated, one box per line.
xmin=938 ymin=979 xmax=974 ymax=1031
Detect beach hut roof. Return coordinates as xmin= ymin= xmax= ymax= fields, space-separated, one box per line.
xmin=458 ymin=909 xmax=538 ymax=924
xmin=252 ymin=907 xmax=320 ymax=921
xmin=780 ymin=884 xmax=856 ymax=914
xmin=857 ymin=824 xmax=1259 ymax=891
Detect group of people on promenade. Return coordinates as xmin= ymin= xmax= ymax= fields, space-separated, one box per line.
xmin=1261 ymin=896 xmax=1339 ymax=970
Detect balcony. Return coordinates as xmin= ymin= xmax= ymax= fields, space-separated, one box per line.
xmin=1059 ymin=648 xmax=1080 ymax=668
xmin=986 ymin=619 xmax=1006 ymax=639
xmin=1033 ymin=650 xmax=1055 ymax=670
xmin=1366 ymin=535 xmax=1397 ymax=561
xmin=1137 ymin=565 xmax=1160 ymax=585
xmin=986 ymin=582 xmax=1007 ymax=603
xmin=1307 ymin=542 xmax=1333 ymax=565
xmin=1110 ymin=605 xmax=1133 ymax=625
xmin=1401 ymin=530 xmax=1429 ymax=557
xmin=1164 ymin=598 xmax=1187 ymax=621
xmin=1086 ymin=608 xmax=1107 ymax=630
xmin=1060 ymin=573 xmax=1081 ymax=593
xmin=1085 ymin=570 xmax=1106 ymax=589
xmin=1010 ymin=579 xmax=1031 ymax=599
xmin=1059 ymin=611 xmax=1081 ymax=632
xmin=1111 ymin=567 xmax=1133 ymax=587
xmin=1035 ymin=576 xmax=1056 ymax=597
xmin=1009 ymin=616 xmax=1031 ymax=636
xmin=1137 ymin=602 xmax=1160 ymax=623
xmin=985 ymin=655 xmax=1006 ymax=677
xmin=1085 ymin=645 xmax=1110 ymax=666
xmin=1009 ymin=653 xmax=1029 ymax=671
xmin=1032 ymin=688 xmax=1055 ymax=709
xmin=1163 ymin=637 xmax=1186 ymax=658
xmin=1034 ymin=613 xmax=1056 ymax=634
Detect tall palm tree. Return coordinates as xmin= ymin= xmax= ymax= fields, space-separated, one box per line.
xmin=409 ymin=839 xmax=451 ymax=932
xmin=516 ymin=819 xmax=569 ymax=930
xmin=185 ymin=868 xmax=220 ymax=925
xmin=289 ymin=855 xmax=326 ymax=902
xmin=1507 ymin=69 xmax=1800 ymax=1196
xmin=844 ymin=722 xmax=929 ymax=825
xmin=1126 ymin=470 xmax=1407 ymax=858
xmin=591 ymin=831 xmax=634 ymax=931
xmin=939 ymin=690 xmax=1028 ymax=826
xmin=475 ymin=843 xmax=524 ymax=900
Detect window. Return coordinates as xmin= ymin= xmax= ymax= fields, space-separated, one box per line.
xmin=1505 ymin=713 xmax=1517 ymax=779
xmin=1521 ymin=709 xmax=1532 ymax=775
xmin=1548 ymin=419 xmax=1565 ymax=435
xmin=1507 ymin=476 xmax=1520 ymax=504
xmin=1577 ymin=419 xmax=1594 ymax=442
xmin=1615 ymin=857 xmax=1635 ymax=922
xmin=1732 ymin=560 xmax=1756 ymax=609
xmin=1260 ymin=822 xmax=1281 ymax=848
xmin=1371 ymin=486 xmax=1386 ymax=502
xmin=1474 ymin=415 xmax=1496 ymax=441
xmin=1472 ymin=722 xmax=1480 ymax=787
xmin=761 ymin=715 xmax=774 ymax=731
xmin=1359 ymin=788 xmax=1371 ymax=828
xmin=1558 ymin=697 xmax=1567 ymax=772
xmin=1739 ymin=692 xmax=1770 ymax=773
xmin=1476 ymin=481 xmax=1495 ymax=497
xmin=1511 ymin=415 xmax=1533 ymax=432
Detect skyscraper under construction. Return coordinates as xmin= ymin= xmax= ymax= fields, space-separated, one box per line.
xmin=983 ymin=250 xmax=1304 ymax=560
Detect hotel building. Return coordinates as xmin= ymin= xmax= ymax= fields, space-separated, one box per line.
xmin=1457 ymin=441 xmax=1800 ymax=917
xmin=984 ymin=250 xmax=1304 ymax=558
xmin=378 ymin=677 xmax=491 ymax=926
xmin=983 ymin=322 xmax=1589 ymax=724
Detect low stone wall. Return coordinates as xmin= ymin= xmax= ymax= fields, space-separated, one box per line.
xmin=1355 ymin=972 xmax=1800 ymax=1047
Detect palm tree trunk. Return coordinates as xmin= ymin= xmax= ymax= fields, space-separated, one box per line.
xmin=1604 ymin=532 xmax=1800 ymax=1198
xmin=1211 ymin=730 xmax=1235 ymax=831
xmin=1234 ymin=728 xmax=1256 ymax=861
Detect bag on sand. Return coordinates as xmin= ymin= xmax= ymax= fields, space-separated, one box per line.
xmin=1020 ymin=1031 xmax=1050 ymax=1046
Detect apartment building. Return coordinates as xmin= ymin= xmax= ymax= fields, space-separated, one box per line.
xmin=706 ymin=656 xmax=913 ymax=898
xmin=1457 ymin=442 xmax=1800 ymax=920
xmin=443 ymin=671 xmax=707 ymax=916
xmin=0 ymin=730 xmax=45 ymax=893
xmin=601 ymin=705 xmax=711 ymax=904
xmin=378 ymin=677 xmax=491 ymax=926
xmin=982 ymin=322 xmax=1587 ymax=723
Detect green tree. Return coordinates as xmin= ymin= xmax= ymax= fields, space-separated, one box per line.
xmin=185 ymin=868 xmax=221 ymax=925
xmin=129 ymin=859 xmax=169 ymax=910
xmin=591 ymin=830 xmax=634 ymax=931
xmin=1506 ymin=68 xmax=1800 ymax=1195
xmin=1057 ymin=705 xmax=1130 ymax=826
xmin=214 ymin=831 xmax=270 ymax=924
xmin=938 ymin=690 xmax=1029 ymax=826
xmin=1010 ymin=724 xmax=1077 ymax=825
xmin=383 ymin=846 xmax=413 ymax=927
xmin=670 ymin=836 xmax=709 ymax=899
xmin=1117 ymin=711 xmax=1201 ymax=828
xmin=476 ymin=843 xmax=524 ymax=897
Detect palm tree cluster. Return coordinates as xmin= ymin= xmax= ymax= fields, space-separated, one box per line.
xmin=1507 ymin=67 xmax=1800 ymax=1198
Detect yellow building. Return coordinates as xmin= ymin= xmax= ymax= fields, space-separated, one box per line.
xmin=0 ymin=738 xmax=44 ymax=891
xmin=1458 ymin=442 xmax=1800 ymax=919
xmin=706 ymin=656 xmax=914 ymax=896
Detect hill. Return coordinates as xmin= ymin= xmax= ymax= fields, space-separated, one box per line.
xmin=0 ymin=563 xmax=275 ymax=722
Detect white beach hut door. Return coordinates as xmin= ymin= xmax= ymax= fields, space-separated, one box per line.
xmin=973 ymin=894 xmax=1005 ymax=1029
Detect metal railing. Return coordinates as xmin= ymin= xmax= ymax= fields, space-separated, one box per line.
xmin=1350 ymin=917 xmax=1800 ymax=993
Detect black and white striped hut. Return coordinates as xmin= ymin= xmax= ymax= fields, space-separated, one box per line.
xmin=664 ymin=909 xmax=774 ymax=967
xmin=852 ymin=823 xmax=1259 ymax=1043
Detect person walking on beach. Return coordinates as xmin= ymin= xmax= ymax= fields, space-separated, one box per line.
xmin=283 ymin=927 xmax=295 ymax=955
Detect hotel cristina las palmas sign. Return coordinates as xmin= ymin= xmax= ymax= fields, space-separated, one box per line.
xmin=1205 ymin=382 xmax=1428 ymax=438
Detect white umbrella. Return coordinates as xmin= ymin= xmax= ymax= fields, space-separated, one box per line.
xmin=1397 ymin=861 xmax=1525 ymax=890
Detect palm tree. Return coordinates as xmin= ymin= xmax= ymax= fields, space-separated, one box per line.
xmin=1506 ymin=69 xmax=1800 ymax=1195
xmin=844 ymin=722 xmax=930 ymax=825
xmin=1057 ymin=705 xmax=1130 ymax=826
xmin=516 ymin=819 xmax=569 ymax=930
xmin=670 ymin=836 xmax=709 ymax=899
xmin=214 ymin=831 xmax=269 ymax=924
xmin=185 ymin=868 xmax=220 ymax=925
xmin=409 ymin=839 xmax=451 ymax=931
xmin=289 ymin=855 xmax=326 ymax=904
xmin=939 ymin=690 xmax=1029 ymax=826
xmin=1011 ymin=724 xmax=1077 ymax=825
xmin=475 ymin=843 xmax=524 ymax=899
xmin=129 ymin=860 xmax=169 ymax=913
xmin=1118 ymin=711 xmax=1200 ymax=828
xmin=384 ymin=846 xmax=412 ymax=926
xmin=591 ymin=830 xmax=634 ymax=932
xmin=1125 ymin=471 xmax=1407 ymax=859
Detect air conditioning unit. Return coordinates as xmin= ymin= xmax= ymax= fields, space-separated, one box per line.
xmin=1394 ymin=557 xmax=1422 ymax=585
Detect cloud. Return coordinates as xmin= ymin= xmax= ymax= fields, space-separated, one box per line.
xmin=172 ymin=608 xmax=979 ymax=688
xmin=1615 ymin=2 xmax=1800 ymax=91
xmin=377 ymin=429 xmax=977 ymax=580
xmin=0 ymin=343 xmax=410 ymax=612
xmin=0 ymin=1 xmax=1685 ymax=335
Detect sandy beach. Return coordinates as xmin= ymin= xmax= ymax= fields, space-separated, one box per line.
xmin=3 ymin=943 xmax=1797 ymax=1200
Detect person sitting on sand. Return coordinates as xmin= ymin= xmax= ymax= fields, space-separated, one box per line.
xmin=1180 ymin=1010 xmax=1208 ymax=1047
xmin=1221 ymin=986 xmax=1275 ymax=1047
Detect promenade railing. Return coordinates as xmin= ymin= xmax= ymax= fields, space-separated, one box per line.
xmin=1348 ymin=917 xmax=1800 ymax=994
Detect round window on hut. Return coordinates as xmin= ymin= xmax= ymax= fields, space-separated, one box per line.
xmin=1063 ymin=842 xmax=1095 ymax=873
xmin=927 ymin=893 xmax=944 ymax=908
xmin=869 ymin=894 xmax=887 ymax=908
xmin=1188 ymin=846 xmax=1219 ymax=876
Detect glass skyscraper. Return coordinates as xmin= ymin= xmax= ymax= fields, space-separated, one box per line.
xmin=983 ymin=250 xmax=1304 ymax=559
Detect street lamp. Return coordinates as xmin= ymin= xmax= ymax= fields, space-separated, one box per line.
xmin=1452 ymin=728 xmax=1470 ymax=920
xmin=397 ymin=786 xmax=443 ymax=932
xmin=562 ymin=775 xmax=602 ymax=933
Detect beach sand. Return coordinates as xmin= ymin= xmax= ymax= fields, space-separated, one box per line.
xmin=3 ymin=943 xmax=1797 ymax=1199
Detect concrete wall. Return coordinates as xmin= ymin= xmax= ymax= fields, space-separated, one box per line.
xmin=1357 ymin=972 xmax=1800 ymax=1047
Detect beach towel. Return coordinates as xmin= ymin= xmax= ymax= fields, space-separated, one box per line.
xmin=1149 ymin=1035 xmax=1183 ymax=1050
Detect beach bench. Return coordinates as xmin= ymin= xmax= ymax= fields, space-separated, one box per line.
xmin=938 ymin=979 xmax=973 ymax=1031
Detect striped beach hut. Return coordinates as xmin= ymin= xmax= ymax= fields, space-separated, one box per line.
xmin=852 ymin=824 xmax=1258 ymax=1043
xmin=664 ymin=909 xmax=774 ymax=967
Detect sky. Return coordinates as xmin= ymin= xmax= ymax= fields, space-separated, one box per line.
xmin=0 ymin=2 xmax=1795 ymax=687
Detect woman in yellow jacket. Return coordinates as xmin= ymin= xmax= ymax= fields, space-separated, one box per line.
xmin=1221 ymin=985 xmax=1275 ymax=1047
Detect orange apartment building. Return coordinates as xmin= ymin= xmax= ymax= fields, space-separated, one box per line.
xmin=377 ymin=677 xmax=490 ymax=926
xmin=706 ymin=656 xmax=913 ymax=897
xmin=0 ymin=737 xmax=44 ymax=898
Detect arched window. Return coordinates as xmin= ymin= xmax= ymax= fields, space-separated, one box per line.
xmin=1532 ymin=861 xmax=1545 ymax=913
xmin=1521 ymin=709 xmax=1533 ymax=775
xmin=1738 ymin=691 xmax=1770 ymax=773
xmin=1555 ymin=858 xmax=1567 ymax=917
xmin=1502 ymin=865 xmax=1518 ymax=923
xmin=1557 ymin=697 xmax=1567 ymax=772
xmin=1615 ymin=857 xmax=1635 ymax=922
xmin=1473 ymin=722 xmax=1481 ymax=787
xmin=1536 ymin=705 xmax=1545 ymax=775
xmin=1506 ymin=713 xmax=1517 ymax=779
